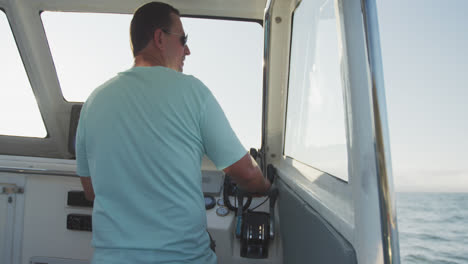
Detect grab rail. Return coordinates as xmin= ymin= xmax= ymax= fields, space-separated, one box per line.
xmin=361 ymin=0 xmax=401 ymax=263
xmin=260 ymin=0 xmax=275 ymax=175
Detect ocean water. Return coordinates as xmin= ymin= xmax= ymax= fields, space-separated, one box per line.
xmin=397 ymin=192 xmax=468 ymax=264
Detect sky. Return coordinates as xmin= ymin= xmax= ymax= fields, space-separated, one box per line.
xmin=1 ymin=0 xmax=467 ymax=192
xmin=377 ymin=0 xmax=468 ymax=192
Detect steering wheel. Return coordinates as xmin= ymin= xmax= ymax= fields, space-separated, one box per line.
xmin=222 ymin=174 xmax=252 ymax=212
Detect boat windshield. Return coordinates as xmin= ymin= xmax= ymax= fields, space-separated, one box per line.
xmin=0 ymin=11 xmax=47 ymax=138
xmin=38 ymin=12 xmax=263 ymax=149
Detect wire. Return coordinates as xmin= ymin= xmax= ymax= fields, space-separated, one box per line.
xmin=249 ymin=197 xmax=270 ymax=211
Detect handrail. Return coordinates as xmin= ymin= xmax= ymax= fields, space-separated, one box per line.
xmin=0 ymin=166 xmax=78 ymax=177
xmin=360 ymin=0 xmax=401 ymax=263
xmin=260 ymin=0 xmax=275 ymax=175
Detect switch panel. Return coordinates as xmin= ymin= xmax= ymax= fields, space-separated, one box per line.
xmin=67 ymin=191 xmax=93 ymax=207
xmin=67 ymin=214 xmax=92 ymax=231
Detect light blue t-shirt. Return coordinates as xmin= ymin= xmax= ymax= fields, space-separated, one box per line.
xmin=76 ymin=66 xmax=246 ymax=263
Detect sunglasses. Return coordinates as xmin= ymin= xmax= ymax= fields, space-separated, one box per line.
xmin=162 ymin=29 xmax=188 ymax=46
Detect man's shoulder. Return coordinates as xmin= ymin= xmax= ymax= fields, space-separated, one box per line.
xmin=176 ymin=72 xmax=211 ymax=95
xmin=130 ymin=67 xmax=208 ymax=91
xmin=84 ymin=67 xmax=212 ymax=107
xmin=186 ymin=75 xmax=208 ymax=89
xmin=84 ymin=73 xmax=122 ymax=103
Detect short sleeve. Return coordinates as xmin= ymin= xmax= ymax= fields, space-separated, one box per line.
xmin=75 ymin=107 xmax=90 ymax=177
xmin=200 ymin=91 xmax=247 ymax=170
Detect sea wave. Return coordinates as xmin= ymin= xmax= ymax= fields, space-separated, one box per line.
xmin=404 ymin=253 xmax=431 ymax=263
xmin=415 ymin=233 xmax=451 ymax=242
xmin=397 ymin=192 xmax=468 ymax=264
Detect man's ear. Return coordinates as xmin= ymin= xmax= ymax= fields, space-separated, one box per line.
xmin=153 ymin=28 xmax=165 ymax=50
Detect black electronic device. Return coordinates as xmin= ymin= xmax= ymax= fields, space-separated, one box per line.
xmin=240 ymin=212 xmax=270 ymax=258
xmin=67 ymin=214 xmax=92 ymax=231
xmin=233 ymin=164 xmax=279 ymax=259
xmin=67 ymin=190 xmax=94 ymax=207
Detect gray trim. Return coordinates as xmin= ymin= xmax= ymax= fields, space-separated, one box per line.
xmin=277 ymin=177 xmax=357 ymax=264
xmin=0 ymin=136 xmax=67 ymax=158
xmin=0 ymin=166 xmax=77 ymax=177
xmin=30 ymin=257 xmax=89 ymax=264
xmin=360 ymin=0 xmax=400 ymax=263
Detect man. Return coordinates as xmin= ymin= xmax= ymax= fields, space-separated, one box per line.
xmin=76 ymin=2 xmax=271 ymax=264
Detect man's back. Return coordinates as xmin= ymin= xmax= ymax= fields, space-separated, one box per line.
xmin=76 ymin=66 xmax=246 ymax=263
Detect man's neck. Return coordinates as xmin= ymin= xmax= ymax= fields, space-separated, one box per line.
xmin=133 ymin=50 xmax=165 ymax=67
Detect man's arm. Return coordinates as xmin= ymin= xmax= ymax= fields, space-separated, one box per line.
xmin=80 ymin=177 xmax=95 ymax=201
xmin=223 ymin=153 xmax=271 ymax=194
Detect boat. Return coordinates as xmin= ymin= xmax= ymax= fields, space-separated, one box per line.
xmin=0 ymin=0 xmax=400 ymax=263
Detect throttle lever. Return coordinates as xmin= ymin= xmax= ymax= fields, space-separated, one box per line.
xmin=235 ymin=192 xmax=244 ymax=238
xmin=268 ymin=187 xmax=279 ymax=240
xmin=267 ymin=164 xmax=276 ymax=184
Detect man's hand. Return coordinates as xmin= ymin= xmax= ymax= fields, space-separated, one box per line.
xmin=223 ymin=153 xmax=271 ymax=195
xmin=80 ymin=177 xmax=95 ymax=201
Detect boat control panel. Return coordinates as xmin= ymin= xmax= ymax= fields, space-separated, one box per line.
xmin=63 ymin=168 xmax=280 ymax=263
xmin=65 ymin=170 xmax=226 ymax=232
